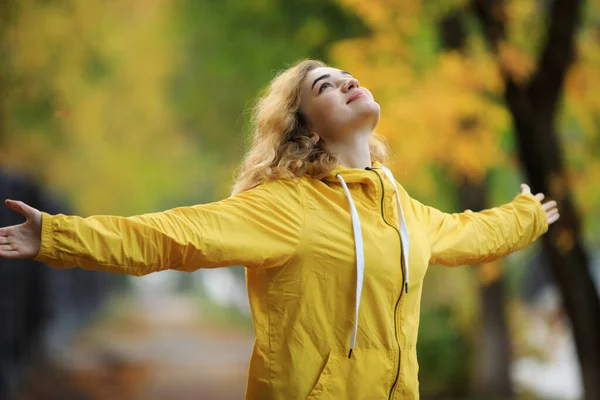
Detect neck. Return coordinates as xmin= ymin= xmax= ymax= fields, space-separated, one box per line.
xmin=323 ymin=129 xmax=372 ymax=169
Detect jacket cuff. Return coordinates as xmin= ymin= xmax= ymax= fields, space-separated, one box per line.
xmin=33 ymin=212 xmax=56 ymax=264
xmin=514 ymin=193 xmax=549 ymax=236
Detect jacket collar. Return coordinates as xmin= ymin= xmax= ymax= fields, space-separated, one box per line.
xmin=322 ymin=161 xmax=384 ymax=184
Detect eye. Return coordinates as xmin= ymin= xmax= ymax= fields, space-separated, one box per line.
xmin=318 ymin=82 xmax=332 ymax=93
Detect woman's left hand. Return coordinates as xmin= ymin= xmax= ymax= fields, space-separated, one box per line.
xmin=521 ymin=184 xmax=560 ymax=225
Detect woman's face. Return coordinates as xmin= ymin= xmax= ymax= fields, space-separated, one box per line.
xmin=299 ymin=67 xmax=380 ymax=142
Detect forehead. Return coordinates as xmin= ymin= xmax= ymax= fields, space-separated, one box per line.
xmin=307 ymin=67 xmax=343 ymax=79
xmin=304 ymin=67 xmax=347 ymax=87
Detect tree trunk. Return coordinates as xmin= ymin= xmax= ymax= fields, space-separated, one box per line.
xmin=472 ymin=1 xmax=600 ymax=398
xmin=508 ymin=79 xmax=600 ymax=400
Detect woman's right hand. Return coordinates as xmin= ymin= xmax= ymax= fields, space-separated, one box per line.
xmin=0 ymin=200 xmax=42 ymax=259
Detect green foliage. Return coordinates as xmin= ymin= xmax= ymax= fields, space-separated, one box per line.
xmin=169 ymin=0 xmax=368 ymax=197
xmin=417 ymin=306 xmax=470 ymax=397
xmin=1 ymin=0 xmax=367 ymax=213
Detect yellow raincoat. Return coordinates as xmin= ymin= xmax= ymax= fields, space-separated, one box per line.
xmin=33 ymin=163 xmax=548 ymax=399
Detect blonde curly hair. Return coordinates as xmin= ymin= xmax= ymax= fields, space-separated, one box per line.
xmin=231 ymin=59 xmax=388 ymax=195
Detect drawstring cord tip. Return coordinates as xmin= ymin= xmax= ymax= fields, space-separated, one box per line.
xmin=405 ymin=283 xmax=409 ymax=293
xmin=348 ymin=349 xmax=353 ymax=359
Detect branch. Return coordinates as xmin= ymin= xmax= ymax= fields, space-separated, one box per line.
xmin=470 ymin=0 xmax=518 ymax=89
xmin=471 ymin=0 xmax=504 ymax=51
xmin=528 ymin=0 xmax=584 ymax=114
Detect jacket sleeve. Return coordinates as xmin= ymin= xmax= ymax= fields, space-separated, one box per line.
xmin=33 ymin=179 xmax=305 ymax=275
xmin=410 ymin=193 xmax=548 ymax=267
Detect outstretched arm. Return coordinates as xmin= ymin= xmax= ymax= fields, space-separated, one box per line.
xmin=412 ymin=184 xmax=559 ymax=267
xmin=0 ymin=180 xmax=305 ymax=275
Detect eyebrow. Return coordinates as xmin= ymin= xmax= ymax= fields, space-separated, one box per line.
xmin=311 ymin=71 xmax=352 ymax=90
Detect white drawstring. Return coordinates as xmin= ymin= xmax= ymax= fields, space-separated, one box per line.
xmin=381 ymin=166 xmax=410 ymax=293
xmin=336 ymin=173 xmax=364 ymax=359
xmin=336 ymin=167 xmax=410 ymax=358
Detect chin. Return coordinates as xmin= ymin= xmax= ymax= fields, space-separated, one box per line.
xmin=344 ymin=107 xmax=380 ymax=134
xmin=359 ymin=101 xmax=380 ymax=123
xmin=360 ymin=98 xmax=380 ymax=114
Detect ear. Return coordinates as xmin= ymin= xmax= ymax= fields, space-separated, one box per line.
xmin=311 ymin=133 xmax=320 ymax=144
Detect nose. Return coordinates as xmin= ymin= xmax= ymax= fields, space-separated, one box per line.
xmin=342 ymin=77 xmax=360 ymax=92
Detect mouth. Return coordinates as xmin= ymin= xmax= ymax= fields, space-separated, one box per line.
xmin=346 ymin=91 xmax=366 ymax=104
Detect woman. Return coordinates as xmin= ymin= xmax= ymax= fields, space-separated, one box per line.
xmin=0 ymin=59 xmax=559 ymax=400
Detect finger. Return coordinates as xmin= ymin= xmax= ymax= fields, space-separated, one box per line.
xmin=0 ymin=249 xmax=20 ymax=259
xmin=546 ymin=207 xmax=559 ymax=215
xmin=5 ymin=199 xmax=37 ymax=220
xmin=548 ymin=213 xmax=560 ymax=225
xmin=521 ymin=184 xmax=531 ymax=194
xmin=0 ymin=244 xmax=14 ymax=251
xmin=5 ymin=200 xmax=29 ymax=219
xmin=535 ymin=193 xmax=545 ymax=202
xmin=0 ymin=236 xmax=8 ymax=244
xmin=542 ymin=200 xmax=558 ymax=211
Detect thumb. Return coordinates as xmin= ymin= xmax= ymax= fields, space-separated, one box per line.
xmin=5 ymin=199 xmax=33 ymax=220
xmin=520 ymin=184 xmax=531 ymax=195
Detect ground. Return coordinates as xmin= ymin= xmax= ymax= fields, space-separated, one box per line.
xmin=16 ymin=292 xmax=254 ymax=400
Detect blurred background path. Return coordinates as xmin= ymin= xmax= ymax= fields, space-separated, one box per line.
xmin=16 ymin=290 xmax=254 ymax=400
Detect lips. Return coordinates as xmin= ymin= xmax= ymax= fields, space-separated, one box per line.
xmin=346 ymin=90 xmax=366 ymax=104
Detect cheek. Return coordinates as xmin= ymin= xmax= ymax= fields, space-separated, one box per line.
xmin=313 ymin=96 xmax=344 ymax=124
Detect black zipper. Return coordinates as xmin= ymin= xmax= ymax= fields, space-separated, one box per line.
xmin=368 ymin=168 xmax=405 ymax=400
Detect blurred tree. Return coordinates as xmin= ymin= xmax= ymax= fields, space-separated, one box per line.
xmin=2 ymin=0 xmax=202 ymax=216
xmin=0 ymin=0 xmax=18 ymax=149
xmin=472 ymin=1 xmax=600 ymax=398
xmin=1 ymin=0 xmax=367 ymax=217
xmin=170 ymin=0 xmax=368 ymax=199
